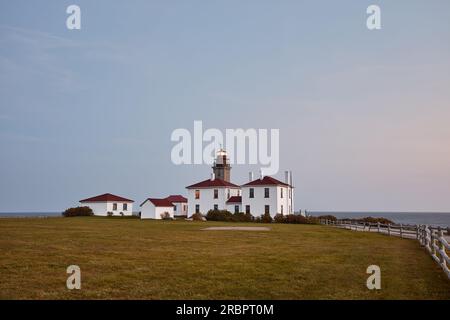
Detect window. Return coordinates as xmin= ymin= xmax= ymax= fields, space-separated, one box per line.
xmin=245 ymin=205 xmax=250 ymax=214
xmin=249 ymin=188 xmax=254 ymax=198
xmin=174 ymin=205 xmax=177 ymax=211
xmin=265 ymin=205 xmax=270 ymax=214
xmin=195 ymin=204 xmax=200 ymax=213
xmin=123 ymin=203 xmax=127 ymax=211
xmin=264 ymin=188 xmax=269 ymax=198
xmin=214 ymin=189 xmax=218 ymax=199
xmin=214 ymin=204 xmax=218 ymax=211
xmin=234 ymin=205 xmax=239 ymax=214
xmin=195 ymin=190 xmax=200 ymax=199
xmin=113 ymin=203 xmax=117 ymax=211
xmin=281 ymin=205 xmax=284 ymax=214
xmin=227 ymin=189 xmax=230 ymax=199
xmin=281 ymin=188 xmax=284 ymax=198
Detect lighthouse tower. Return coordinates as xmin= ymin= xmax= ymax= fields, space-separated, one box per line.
xmin=212 ymin=148 xmax=231 ymax=182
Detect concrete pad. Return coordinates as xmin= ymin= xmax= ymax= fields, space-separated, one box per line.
xmin=202 ymin=226 xmax=271 ymax=231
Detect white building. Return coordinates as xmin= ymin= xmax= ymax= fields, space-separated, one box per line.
xmin=79 ymin=193 xmax=134 ymax=216
xmin=186 ymin=176 xmax=241 ymax=216
xmin=165 ymin=195 xmax=188 ymax=217
xmin=140 ymin=198 xmax=175 ymax=219
xmin=241 ymin=172 xmax=295 ymax=218
xmin=185 ymin=149 xmax=297 ymax=218
xmin=185 ymin=148 xmax=241 ymax=217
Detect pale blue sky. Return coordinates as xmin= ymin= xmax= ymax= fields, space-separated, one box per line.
xmin=1 ymin=1 xmax=450 ymax=212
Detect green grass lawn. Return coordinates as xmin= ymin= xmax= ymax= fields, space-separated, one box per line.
xmin=1 ymin=217 xmax=449 ymax=299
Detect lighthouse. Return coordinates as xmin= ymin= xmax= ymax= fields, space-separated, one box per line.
xmin=212 ymin=148 xmax=231 ymax=182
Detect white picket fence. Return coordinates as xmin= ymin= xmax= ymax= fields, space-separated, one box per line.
xmin=319 ymin=219 xmax=450 ymax=280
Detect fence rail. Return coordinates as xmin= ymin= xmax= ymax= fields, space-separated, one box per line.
xmin=319 ymin=219 xmax=450 ymax=280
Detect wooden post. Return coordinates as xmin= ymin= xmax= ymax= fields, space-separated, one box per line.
xmin=377 ymin=222 xmax=380 ymax=233
xmin=388 ymin=224 xmax=391 ymax=236
xmin=439 ymin=229 xmax=446 ymax=266
xmin=416 ymin=225 xmax=419 ymax=240
xmin=400 ymin=224 xmax=403 ymax=238
xmin=431 ymin=230 xmax=436 ymax=256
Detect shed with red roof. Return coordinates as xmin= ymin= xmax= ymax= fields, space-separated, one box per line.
xmin=79 ymin=193 xmax=134 ymax=216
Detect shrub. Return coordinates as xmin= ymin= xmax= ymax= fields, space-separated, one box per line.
xmin=206 ymin=209 xmax=233 ymax=222
xmin=160 ymin=212 xmax=171 ymax=220
xmin=231 ymin=212 xmax=253 ymax=222
xmin=191 ymin=212 xmax=205 ymax=221
xmin=359 ymin=217 xmax=394 ymax=225
xmin=285 ymin=214 xmax=308 ymax=224
xmin=259 ymin=212 xmax=273 ymax=223
xmin=62 ymin=206 xmax=93 ymax=217
xmin=274 ymin=214 xmax=286 ymax=223
xmin=271 ymin=214 xmax=320 ymax=224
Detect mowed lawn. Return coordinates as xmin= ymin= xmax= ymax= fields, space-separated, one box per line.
xmin=1 ymin=217 xmax=449 ymax=300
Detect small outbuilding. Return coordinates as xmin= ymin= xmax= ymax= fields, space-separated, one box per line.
xmin=79 ymin=193 xmax=134 ymax=216
xmin=140 ymin=198 xmax=175 ymax=219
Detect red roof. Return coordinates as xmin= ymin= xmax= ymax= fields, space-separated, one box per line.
xmin=141 ymin=198 xmax=174 ymax=207
xmin=242 ymin=176 xmax=291 ymax=187
xmin=80 ymin=193 xmax=134 ymax=203
xmin=226 ymin=196 xmax=242 ymax=204
xmin=165 ymin=195 xmax=187 ymax=203
xmin=186 ymin=178 xmax=240 ymax=189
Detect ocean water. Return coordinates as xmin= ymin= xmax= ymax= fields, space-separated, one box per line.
xmin=309 ymin=211 xmax=450 ymax=228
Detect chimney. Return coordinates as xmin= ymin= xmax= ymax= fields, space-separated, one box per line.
xmin=290 ymin=171 xmax=293 ymax=187
xmin=211 ymin=173 xmax=215 ymax=181
xmin=259 ymin=169 xmax=264 ymax=180
xmin=285 ymin=171 xmax=289 ymax=184
xmin=249 ymin=171 xmax=254 ymax=182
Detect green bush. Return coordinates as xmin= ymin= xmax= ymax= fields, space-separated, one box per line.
xmin=272 ymin=214 xmax=319 ymax=224
xmin=285 ymin=214 xmax=308 ymax=224
xmin=259 ymin=212 xmax=273 ymax=223
xmin=357 ymin=217 xmax=394 ymax=225
xmin=206 ymin=209 xmax=233 ymax=221
xmin=62 ymin=206 xmax=93 ymax=217
xmin=160 ymin=212 xmax=172 ymax=220
xmin=231 ymin=212 xmax=253 ymax=222
xmin=191 ymin=212 xmax=205 ymax=221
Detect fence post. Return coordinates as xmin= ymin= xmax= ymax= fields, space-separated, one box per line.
xmin=438 ymin=228 xmax=446 ymax=267
xmin=400 ymin=224 xmax=403 ymax=238
xmin=430 ymin=227 xmax=436 ymax=256
xmin=388 ymin=224 xmax=391 ymax=236
xmin=377 ymin=222 xmax=380 ymax=233
xmin=416 ymin=225 xmax=419 ymax=240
